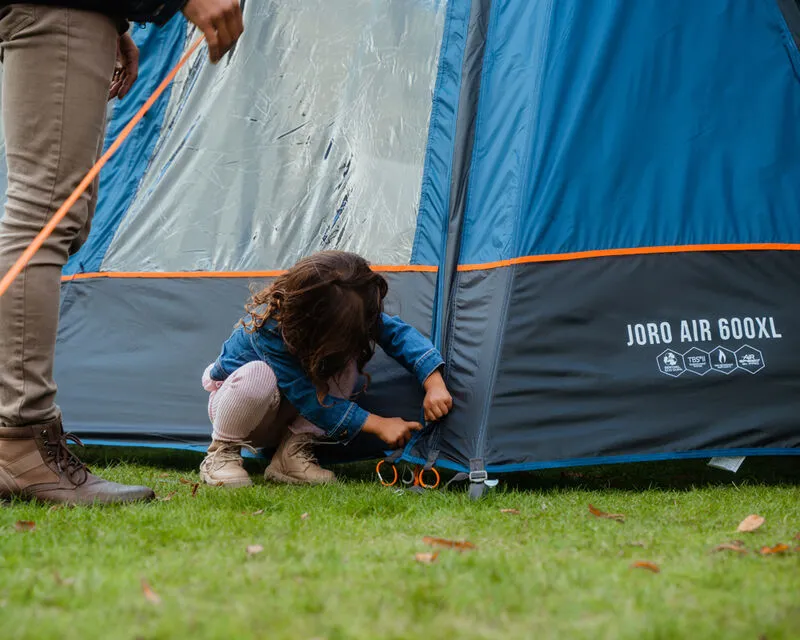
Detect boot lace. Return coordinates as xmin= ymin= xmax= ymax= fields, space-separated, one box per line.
xmin=45 ymin=432 xmax=89 ymax=486
xmin=289 ymin=434 xmax=319 ymax=468
xmin=207 ymin=441 xmax=257 ymax=468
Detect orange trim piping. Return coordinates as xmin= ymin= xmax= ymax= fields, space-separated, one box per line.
xmin=456 ymin=243 xmax=800 ymax=272
xmin=59 ymin=243 xmax=798 ymax=282
xmin=60 ymin=264 xmax=438 ymax=282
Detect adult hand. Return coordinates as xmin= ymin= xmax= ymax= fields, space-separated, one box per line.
xmin=182 ymin=0 xmax=244 ymax=64
xmin=108 ymin=33 xmax=139 ymax=101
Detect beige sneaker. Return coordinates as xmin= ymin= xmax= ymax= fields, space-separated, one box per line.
xmin=199 ymin=440 xmax=255 ymax=488
xmin=264 ymin=432 xmax=336 ymax=485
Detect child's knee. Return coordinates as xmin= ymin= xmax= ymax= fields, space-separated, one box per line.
xmin=230 ymin=361 xmax=279 ymax=404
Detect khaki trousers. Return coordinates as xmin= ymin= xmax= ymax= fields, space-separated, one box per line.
xmin=0 ymin=5 xmax=117 ymax=427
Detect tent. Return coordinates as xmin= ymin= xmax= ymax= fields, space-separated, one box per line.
xmin=3 ymin=0 xmax=799 ymax=491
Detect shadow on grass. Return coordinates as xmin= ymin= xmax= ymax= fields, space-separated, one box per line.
xmin=80 ymin=445 xmax=800 ymax=494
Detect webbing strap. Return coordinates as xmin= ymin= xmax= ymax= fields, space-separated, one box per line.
xmin=385 ymin=449 xmax=404 ymax=464
xmin=469 ymin=457 xmax=486 ymax=482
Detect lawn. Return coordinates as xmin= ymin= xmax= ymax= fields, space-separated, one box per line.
xmin=0 ymin=449 xmax=798 ymax=640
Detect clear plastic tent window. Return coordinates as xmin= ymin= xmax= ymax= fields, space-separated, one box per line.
xmin=101 ymin=0 xmax=447 ymax=273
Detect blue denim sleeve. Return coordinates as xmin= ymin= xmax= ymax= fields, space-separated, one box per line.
xmin=377 ymin=313 xmax=444 ymax=386
xmin=208 ymin=326 xmax=261 ymax=381
xmin=209 ymin=360 xmax=228 ymax=381
xmin=250 ymin=329 xmax=369 ymax=443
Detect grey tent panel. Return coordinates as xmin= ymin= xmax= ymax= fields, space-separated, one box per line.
xmin=416 ymin=253 xmax=800 ymax=471
xmin=55 ymin=271 xmax=435 ymax=444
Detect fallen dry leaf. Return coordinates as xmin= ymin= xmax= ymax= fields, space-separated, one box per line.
xmin=794 ymin=532 xmax=800 ymax=541
xmin=630 ymin=561 xmax=660 ymax=573
xmin=252 ymin=509 xmax=265 ymax=516
xmin=627 ymin=541 xmax=647 ymax=548
xmin=141 ymin=579 xmax=161 ymax=605
xmin=422 ymin=536 xmax=476 ymax=551
xmin=415 ymin=552 xmax=439 ymax=564
xmin=191 ymin=483 xmax=199 ymax=497
xmin=711 ymin=541 xmax=748 ymax=554
xmin=736 ymin=514 xmax=765 ymax=532
xmin=157 ymin=491 xmax=178 ymax=502
xmin=158 ymin=472 xmax=170 ymax=478
xmin=246 ymin=545 xmax=264 ymax=556
xmin=588 ymin=504 xmax=625 ymax=522
xmin=179 ymin=477 xmax=192 ymax=485
xmin=53 ymin=571 xmax=75 ymax=586
xmin=759 ymin=543 xmax=790 ymax=555
xmin=500 ymin=509 xmax=521 ymax=515
xmin=300 ymin=512 xmax=309 ymax=520
xmin=14 ymin=521 xmax=35 ymax=532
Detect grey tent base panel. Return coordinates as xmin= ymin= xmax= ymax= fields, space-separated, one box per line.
xmin=58 ymin=269 xmax=799 ymax=473
xmin=55 ymin=272 xmax=436 ymax=445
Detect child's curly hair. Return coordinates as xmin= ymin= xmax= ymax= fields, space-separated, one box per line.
xmin=241 ymin=250 xmax=388 ymax=393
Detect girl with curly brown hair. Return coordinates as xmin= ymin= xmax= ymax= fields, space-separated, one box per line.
xmin=199 ymin=251 xmax=452 ymax=487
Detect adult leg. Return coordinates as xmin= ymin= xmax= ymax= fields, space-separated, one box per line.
xmin=0 ymin=6 xmax=153 ymax=504
xmin=265 ymin=362 xmax=359 ymax=485
xmin=200 ymin=361 xmax=282 ymax=487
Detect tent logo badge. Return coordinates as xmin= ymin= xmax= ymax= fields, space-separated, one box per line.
xmin=684 ymin=347 xmax=711 ymax=376
xmin=735 ymin=346 xmax=765 ymax=374
xmin=658 ymin=349 xmax=685 ymax=377
xmin=659 ymin=346 xmax=766 ymax=376
xmin=709 ymin=347 xmax=737 ymax=374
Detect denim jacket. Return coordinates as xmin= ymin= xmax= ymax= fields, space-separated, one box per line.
xmin=209 ymin=313 xmax=444 ymax=443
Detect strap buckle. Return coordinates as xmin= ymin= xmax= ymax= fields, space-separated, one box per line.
xmin=469 ymin=470 xmax=488 ymax=483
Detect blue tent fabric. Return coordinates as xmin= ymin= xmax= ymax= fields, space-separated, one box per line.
xmin=452 ymin=0 xmax=800 ymax=265
xmin=402 ymin=0 xmax=800 ymax=472
xmin=410 ymin=0 xmax=472 ymax=269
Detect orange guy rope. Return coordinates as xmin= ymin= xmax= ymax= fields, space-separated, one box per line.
xmin=0 ymin=35 xmax=205 ymax=299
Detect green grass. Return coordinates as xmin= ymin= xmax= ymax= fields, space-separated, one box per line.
xmin=0 ymin=450 xmax=798 ymax=640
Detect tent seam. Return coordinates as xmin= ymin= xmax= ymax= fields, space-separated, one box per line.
xmin=411 ymin=0 xmax=462 ymax=266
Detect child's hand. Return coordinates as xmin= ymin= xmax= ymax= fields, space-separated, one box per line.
xmin=423 ymin=370 xmax=453 ymax=422
xmin=363 ymin=415 xmax=422 ymax=448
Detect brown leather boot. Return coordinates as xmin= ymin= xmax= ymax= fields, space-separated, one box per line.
xmin=264 ymin=431 xmax=336 ymax=485
xmin=0 ymin=420 xmax=155 ymax=505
